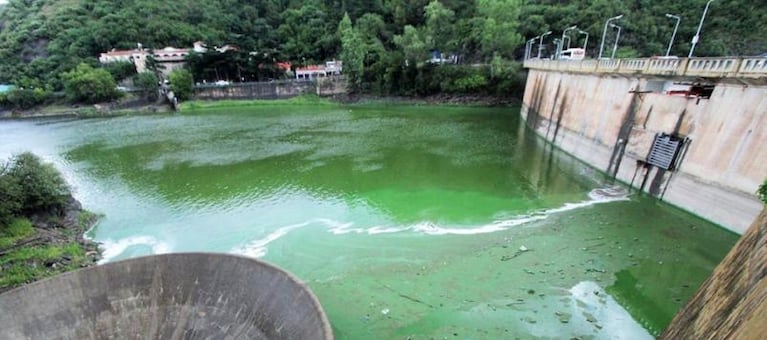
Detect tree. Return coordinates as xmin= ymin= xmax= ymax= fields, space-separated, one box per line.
xmin=424 ymin=0 xmax=456 ymax=53
xmin=475 ymin=0 xmax=523 ymax=59
xmin=168 ymin=69 xmax=193 ymax=101
xmin=133 ymin=72 xmax=159 ymax=101
xmin=61 ymin=63 xmax=121 ymax=103
xmin=104 ymin=61 xmax=137 ymax=82
xmin=394 ymin=25 xmax=428 ymax=64
xmin=338 ymin=13 xmax=365 ymax=91
xmin=0 ymin=153 xmax=70 ymax=223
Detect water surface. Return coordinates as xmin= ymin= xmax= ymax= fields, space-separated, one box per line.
xmin=0 ymin=105 xmax=738 ymax=338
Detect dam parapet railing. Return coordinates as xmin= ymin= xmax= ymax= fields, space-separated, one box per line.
xmin=524 ymin=57 xmax=767 ymax=79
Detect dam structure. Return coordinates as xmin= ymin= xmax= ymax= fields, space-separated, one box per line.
xmin=522 ymin=57 xmax=767 ymax=233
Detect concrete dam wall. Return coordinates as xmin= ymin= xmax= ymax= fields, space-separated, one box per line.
xmin=521 ymin=69 xmax=766 ymax=233
xmin=0 ymin=253 xmax=333 ymax=339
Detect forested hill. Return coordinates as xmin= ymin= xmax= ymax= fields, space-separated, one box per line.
xmin=0 ymin=0 xmax=765 ymax=92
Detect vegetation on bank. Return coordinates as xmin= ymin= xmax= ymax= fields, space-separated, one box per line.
xmin=0 ymin=0 xmax=763 ymax=110
xmin=759 ymin=179 xmax=767 ymax=204
xmin=0 ymin=152 xmax=99 ymax=292
xmin=181 ymin=94 xmax=337 ymax=111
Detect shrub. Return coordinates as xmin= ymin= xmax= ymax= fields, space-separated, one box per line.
xmin=2 ymin=153 xmax=70 ymax=219
xmin=133 ymin=72 xmax=159 ymax=101
xmin=168 ymin=69 xmax=193 ymax=101
xmin=759 ymin=179 xmax=767 ymax=204
xmin=61 ymin=63 xmax=122 ymax=103
xmin=104 ymin=61 xmax=137 ymax=82
xmin=2 ymin=88 xmax=51 ymax=109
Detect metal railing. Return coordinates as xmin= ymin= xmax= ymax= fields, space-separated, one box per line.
xmin=524 ymin=57 xmax=767 ymax=79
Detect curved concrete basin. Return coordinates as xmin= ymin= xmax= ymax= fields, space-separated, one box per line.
xmin=0 ymin=253 xmax=333 ymax=339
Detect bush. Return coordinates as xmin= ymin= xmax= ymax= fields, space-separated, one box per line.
xmin=1 ymin=88 xmax=51 ymax=109
xmin=168 ymin=69 xmax=193 ymax=101
xmin=133 ymin=72 xmax=159 ymax=101
xmin=61 ymin=63 xmax=122 ymax=103
xmin=759 ymin=179 xmax=767 ymax=204
xmin=104 ymin=61 xmax=137 ymax=82
xmin=0 ymin=153 xmax=70 ymax=228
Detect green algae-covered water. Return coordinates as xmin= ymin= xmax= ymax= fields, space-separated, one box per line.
xmin=0 ymin=104 xmax=738 ymax=338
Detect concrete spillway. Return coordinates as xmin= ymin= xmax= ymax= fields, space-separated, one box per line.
xmin=0 ymin=253 xmax=333 ymax=339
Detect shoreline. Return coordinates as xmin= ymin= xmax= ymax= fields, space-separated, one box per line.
xmin=0 ymin=93 xmax=521 ymax=119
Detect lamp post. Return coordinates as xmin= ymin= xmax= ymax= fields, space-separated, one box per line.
xmin=525 ymin=37 xmax=537 ymax=60
xmin=599 ymin=14 xmax=623 ymax=59
xmin=579 ymin=30 xmax=589 ymax=51
xmin=610 ymin=23 xmax=622 ymax=59
xmin=665 ymin=14 xmax=681 ymax=56
xmin=689 ymin=0 xmax=714 ymax=58
xmin=537 ymin=31 xmax=552 ymax=59
xmin=561 ymin=25 xmax=577 ymax=52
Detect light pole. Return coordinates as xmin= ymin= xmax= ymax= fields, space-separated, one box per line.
xmin=599 ymin=14 xmax=623 ymax=59
xmin=553 ymin=39 xmax=562 ymax=59
xmin=610 ymin=23 xmax=622 ymax=59
xmin=578 ymin=30 xmax=589 ymax=52
xmin=561 ymin=25 xmax=577 ymax=52
xmin=665 ymin=14 xmax=681 ymax=57
xmin=537 ymin=31 xmax=552 ymax=59
xmin=689 ymin=0 xmax=714 ymax=58
xmin=526 ymin=37 xmax=537 ymax=60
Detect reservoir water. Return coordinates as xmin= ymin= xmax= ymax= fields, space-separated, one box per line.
xmin=0 ymin=104 xmax=738 ymax=338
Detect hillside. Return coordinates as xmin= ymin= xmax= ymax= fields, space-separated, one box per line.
xmin=0 ymin=0 xmax=764 ymax=95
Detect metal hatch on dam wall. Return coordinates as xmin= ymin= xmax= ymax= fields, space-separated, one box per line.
xmin=0 ymin=253 xmax=334 ymax=340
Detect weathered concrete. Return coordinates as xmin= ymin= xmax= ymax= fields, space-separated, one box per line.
xmin=194 ymin=78 xmax=346 ymax=100
xmin=661 ymin=209 xmax=767 ymax=339
xmin=522 ymin=69 xmax=767 ymax=233
xmin=0 ymin=253 xmax=333 ymax=340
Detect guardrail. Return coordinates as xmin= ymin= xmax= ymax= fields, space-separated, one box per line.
xmin=523 ymin=57 xmax=767 ymax=79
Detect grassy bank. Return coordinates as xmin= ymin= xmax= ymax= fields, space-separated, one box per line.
xmin=0 ymin=212 xmax=99 ymax=292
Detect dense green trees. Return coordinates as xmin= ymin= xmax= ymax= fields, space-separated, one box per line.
xmin=0 ymin=153 xmax=70 ymax=227
xmin=0 ymin=0 xmax=764 ymax=100
xmin=61 ymin=63 xmax=121 ymax=103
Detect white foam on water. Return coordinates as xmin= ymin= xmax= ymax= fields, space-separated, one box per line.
xmin=98 ymin=236 xmax=171 ymax=264
xmin=232 ymin=221 xmax=313 ymax=258
xmin=232 ymin=187 xmax=630 ymax=257
xmin=407 ymin=186 xmax=630 ymax=236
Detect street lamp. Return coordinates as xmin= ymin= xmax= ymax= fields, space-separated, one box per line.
xmin=537 ymin=31 xmax=552 ymax=59
xmin=525 ymin=37 xmax=537 ymax=60
xmin=561 ymin=25 xmax=578 ymax=53
xmin=689 ymin=0 xmax=714 ymax=58
xmin=665 ymin=14 xmax=681 ymax=57
xmin=610 ymin=23 xmax=622 ymax=59
xmin=579 ymin=30 xmax=590 ymax=51
xmin=599 ymin=14 xmax=623 ymax=59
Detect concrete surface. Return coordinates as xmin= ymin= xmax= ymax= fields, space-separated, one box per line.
xmin=0 ymin=253 xmax=333 ymax=340
xmin=661 ymin=209 xmax=767 ymax=339
xmin=522 ymin=69 xmax=766 ymax=233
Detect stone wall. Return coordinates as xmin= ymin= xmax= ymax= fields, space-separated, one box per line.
xmin=521 ymin=69 xmax=767 ymax=233
xmin=193 ymin=78 xmax=347 ymax=100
